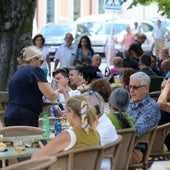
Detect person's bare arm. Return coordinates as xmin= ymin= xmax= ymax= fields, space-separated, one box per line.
xmin=157 ymin=78 xmax=170 ymax=112
xmin=31 ymin=131 xmax=71 ymax=158
xmin=38 ymin=82 xmax=60 ymax=100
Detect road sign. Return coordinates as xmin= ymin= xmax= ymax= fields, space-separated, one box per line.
xmin=104 ymin=0 xmax=123 ymax=11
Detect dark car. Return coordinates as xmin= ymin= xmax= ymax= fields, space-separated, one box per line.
xmin=39 ymin=22 xmax=90 ymax=59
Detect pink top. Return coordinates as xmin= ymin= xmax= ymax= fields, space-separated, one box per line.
xmin=123 ymin=33 xmax=135 ymax=45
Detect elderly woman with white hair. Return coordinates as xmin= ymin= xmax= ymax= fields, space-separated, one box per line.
xmin=108 ymin=87 xmax=134 ymax=130
xmin=4 ymin=46 xmax=61 ymax=127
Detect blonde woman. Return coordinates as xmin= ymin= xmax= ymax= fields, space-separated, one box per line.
xmin=32 ymin=95 xmax=99 ymax=158
xmin=4 ymin=46 xmax=60 ymax=127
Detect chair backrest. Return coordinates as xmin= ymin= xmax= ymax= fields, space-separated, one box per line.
xmin=149 ymin=91 xmax=161 ymax=101
xmin=2 ymin=156 xmax=56 ymax=170
xmin=149 ymin=76 xmax=163 ymax=92
xmin=0 ymin=91 xmax=8 ymax=111
xmin=48 ymin=145 xmax=104 ymax=170
xmin=102 ymin=135 xmax=122 ymax=170
xmin=129 ymin=126 xmax=157 ymax=170
xmin=151 ymin=123 xmax=170 ymax=157
xmin=0 ymin=126 xmax=43 ymax=137
xmin=116 ymin=128 xmax=136 ymax=170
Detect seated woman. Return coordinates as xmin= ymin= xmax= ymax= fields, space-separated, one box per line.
xmin=108 ymin=87 xmax=134 ymax=129
xmin=32 ymin=95 xmax=99 ymax=159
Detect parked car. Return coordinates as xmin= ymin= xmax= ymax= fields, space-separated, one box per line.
xmin=91 ymin=19 xmax=155 ymax=56
xmin=76 ymin=14 xmax=115 ymax=34
xmin=39 ymin=22 xmax=90 ymax=59
xmin=89 ymin=19 xmax=130 ymax=56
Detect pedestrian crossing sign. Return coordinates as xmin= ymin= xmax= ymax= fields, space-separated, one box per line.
xmin=104 ymin=0 xmax=123 ymax=11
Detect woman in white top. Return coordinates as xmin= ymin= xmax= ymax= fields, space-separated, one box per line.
xmin=83 ymin=90 xmax=118 ymax=170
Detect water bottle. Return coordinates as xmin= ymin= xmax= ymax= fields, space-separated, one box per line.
xmin=54 ymin=118 xmax=61 ymax=136
xmin=42 ymin=111 xmax=50 ymax=139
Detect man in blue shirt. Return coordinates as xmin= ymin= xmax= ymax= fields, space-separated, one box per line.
xmin=152 ymin=19 xmax=167 ymax=59
xmin=127 ymin=72 xmax=161 ymax=164
xmin=127 ymin=72 xmax=161 ymax=137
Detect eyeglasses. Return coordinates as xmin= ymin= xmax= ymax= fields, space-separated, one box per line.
xmin=129 ymin=85 xmax=145 ymax=90
xmin=88 ymin=90 xmax=100 ymax=102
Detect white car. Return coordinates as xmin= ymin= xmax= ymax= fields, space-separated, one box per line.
xmin=39 ymin=22 xmax=90 ymax=59
xmin=76 ymin=14 xmax=115 ymax=34
xmin=76 ymin=16 xmax=155 ymax=56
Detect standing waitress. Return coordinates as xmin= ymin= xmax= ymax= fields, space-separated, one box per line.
xmin=4 ymin=46 xmax=60 ymax=127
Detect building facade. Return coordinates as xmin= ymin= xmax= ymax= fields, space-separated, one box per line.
xmin=33 ymin=0 xmax=161 ymax=34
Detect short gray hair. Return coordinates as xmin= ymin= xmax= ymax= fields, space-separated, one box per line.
xmin=109 ymin=88 xmax=130 ymax=112
xmin=130 ymin=72 xmax=151 ymax=86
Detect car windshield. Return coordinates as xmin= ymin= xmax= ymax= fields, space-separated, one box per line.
xmin=96 ymin=22 xmax=129 ymax=35
xmin=80 ymin=22 xmax=102 ymax=33
xmin=40 ymin=24 xmax=75 ymax=36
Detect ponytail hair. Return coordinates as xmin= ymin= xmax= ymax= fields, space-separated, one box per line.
xmin=109 ymin=87 xmax=131 ymax=128
xmin=66 ymin=95 xmax=98 ymax=132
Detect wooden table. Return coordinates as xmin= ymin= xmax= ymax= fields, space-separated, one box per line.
xmin=0 ymin=147 xmax=39 ymax=160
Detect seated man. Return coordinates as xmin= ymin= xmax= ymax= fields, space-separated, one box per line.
xmin=91 ymin=54 xmax=103 ymax=78
xmin=50 ymin=68 xmax=81 ymax=117
xmin=127 ymin=72 xmax=161 ymax=163
xmin=139 ymin=54 xmax=157 ymax=76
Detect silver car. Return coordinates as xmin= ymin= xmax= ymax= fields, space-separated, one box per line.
xmin=39 ymin=22 xmax=90 ymax=59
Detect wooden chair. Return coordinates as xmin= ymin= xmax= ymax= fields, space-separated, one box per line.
xmin=0 ymin=126 xmax=43 ymax=137
xmin=149 ymin=76 xmax=163 ymax=92
xmin=102 ymin=134 xmax=122 ymax=170
xmin=116 ymin=128 xmax=136 ymax=170
xmin=48 ymin=145 xmax=104 ymax=170
xmin=0 ymin=126 xmax=43 ymax=166
xmin=1 ymin=156 xmax=56 ymax=170
xmin=0 ymin=91 xmax=8 ymax=111
xmin=150 ymin=123 xmax=170 ymax=161
xmin=129 ymin=126 xmax=157 ymax=170
xmin=0 ymin=91 xmax=8 ymax=128
xmin=149 ymin=91 xmax=161 ymax=101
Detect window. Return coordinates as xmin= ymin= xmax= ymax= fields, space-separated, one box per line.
xmin=74 ymin=1 xmax=80 ymax=21
xmin=46 ymin=0 xmax=54 ymax=23
xmin=98 ymin=0 xmax=104 ymax=13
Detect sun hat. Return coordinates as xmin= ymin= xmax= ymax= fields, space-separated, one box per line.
xmin=20 ymin=46 xmax=43 ymax=61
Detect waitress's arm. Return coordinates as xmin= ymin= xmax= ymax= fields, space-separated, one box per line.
xmin=38 ymin=82 xmax=60 ymax=101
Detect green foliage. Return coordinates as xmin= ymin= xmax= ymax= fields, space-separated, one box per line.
xmin=126 ymin=0 xmax=170 ymax=18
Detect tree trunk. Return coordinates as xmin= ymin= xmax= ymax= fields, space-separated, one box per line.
xmin=0 ymin=0 xmax=37 ymax=90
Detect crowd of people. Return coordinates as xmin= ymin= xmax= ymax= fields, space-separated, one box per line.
xmin=4 ymin=19 xmax=170 ymax=169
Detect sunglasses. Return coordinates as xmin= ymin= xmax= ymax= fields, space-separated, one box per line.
xmin=87 ymin=90 xmax=100 ymax=115
xmin=129 ymin=85 xmax=145 ymax=90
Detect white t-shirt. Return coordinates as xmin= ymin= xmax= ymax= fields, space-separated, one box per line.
xmin=50 ymin=89 xmax=81 ymax=116
xmin=96 ymin=113 xmax=118 ymax=170
xmin=54 ymin=43 xmax=77 ymax=68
